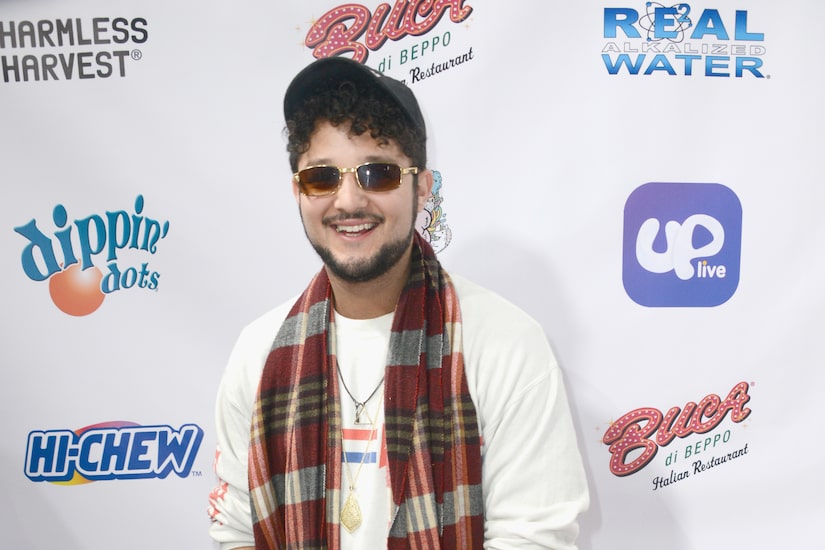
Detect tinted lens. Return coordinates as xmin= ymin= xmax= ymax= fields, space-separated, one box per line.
xmin=297 ymin=166 xmax=340 ymax=196
xmin=357 ymin=163 xmax=402 ymax=191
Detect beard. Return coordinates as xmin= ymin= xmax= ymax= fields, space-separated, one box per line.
xmin=310 ymin=226 xmax=414 ymax=283
xmin=302 ymin=203 xmax=418 ymax=283
xmin=300 ymin=180 xmax=421 ymax=283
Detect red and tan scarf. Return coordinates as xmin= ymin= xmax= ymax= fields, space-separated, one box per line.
xmin=248 ymin=233 xmax=483 ymax=549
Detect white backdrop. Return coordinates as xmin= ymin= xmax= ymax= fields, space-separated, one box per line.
xmin=1 ymin=1 xmax=822 ymax=548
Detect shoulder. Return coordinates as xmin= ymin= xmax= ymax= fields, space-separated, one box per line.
xmin=218 ymin=296 xmax=298 ymax=406
xmin=450 ymin=273 xmax=550 ymax=351
xmin=448 ymin=273 xmax=558 ymax=415
xmin=234 ymin=298 xmax=296 ymax=352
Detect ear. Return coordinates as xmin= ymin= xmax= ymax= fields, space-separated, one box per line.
xmin=415 ymin=169 xmax=434 ymax=213
xmin=292 ymin=175 xmax=301 ymax=203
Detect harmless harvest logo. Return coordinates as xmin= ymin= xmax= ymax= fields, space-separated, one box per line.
xmin=602 ymin=4 xmax=767 ymax=77
xmin=14 ymin=195 xmax=170 ymax=316
xmin=0 ymin=16 xmax=148 ymax=83
xmin=25 ymin=421 xmax=203 ymax=484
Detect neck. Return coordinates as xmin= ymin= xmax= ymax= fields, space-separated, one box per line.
xmin=328 ymin=246 xmax=412 ymax=319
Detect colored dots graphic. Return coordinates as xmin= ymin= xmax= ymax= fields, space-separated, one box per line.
xmin=48 ymin=264 xmax=105 ymax=316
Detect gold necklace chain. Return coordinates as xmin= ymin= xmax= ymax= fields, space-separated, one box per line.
xmin=340 ymin=391 xmax=383 ymax=533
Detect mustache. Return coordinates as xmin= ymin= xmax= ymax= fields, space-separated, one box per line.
xmin=322 ymin=211 xmax=384 ymax=225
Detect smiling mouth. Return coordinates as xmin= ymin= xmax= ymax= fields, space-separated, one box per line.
xmin=334 ymin=222 xmax=376 ymax=234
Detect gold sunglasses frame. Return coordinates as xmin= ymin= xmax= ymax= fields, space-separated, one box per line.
xmin=293 ymin=163 xmax=419 ymax=196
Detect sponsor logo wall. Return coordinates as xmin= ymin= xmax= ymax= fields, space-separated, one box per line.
xmin=1 ymin=2 xmax=821 ymax=548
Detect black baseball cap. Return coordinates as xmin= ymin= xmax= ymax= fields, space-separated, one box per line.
xmin=283 ymin=57 xmax=426 ymax=139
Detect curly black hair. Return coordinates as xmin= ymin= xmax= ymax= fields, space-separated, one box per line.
xmin=285 ymin=79 xmax=427 ymax=172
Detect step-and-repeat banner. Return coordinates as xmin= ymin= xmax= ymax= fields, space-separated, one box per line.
xmin=2 ymin=1 xmax=821 ymax=548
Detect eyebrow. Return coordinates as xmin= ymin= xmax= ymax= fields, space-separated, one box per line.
xmin=302 ymin=156 xmax=398 ymax=167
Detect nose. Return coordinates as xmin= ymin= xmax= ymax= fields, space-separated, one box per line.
xmin=332 ymin=169 xmax=368 ymax=211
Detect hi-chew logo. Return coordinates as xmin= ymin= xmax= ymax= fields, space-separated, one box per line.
xmin=602 ymin=4 xmax=767 ymax=77
xmin=623 ymin=182 xmax=742 ymax=307
xmin=14 ymin=195 xmax=170 ymax=316
xmin=25 ymin=421 xmax=203 ymax=484
xmin=0 ymin=17 xmax=148 ymax=83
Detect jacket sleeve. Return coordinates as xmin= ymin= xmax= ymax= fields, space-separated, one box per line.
xmin=480 ymin=359 xmax=589 ymax=549
xmin=456 ymin=276 xmax=590 ymax=549
xmin=208 ymin=307 xmax=290 ymax=549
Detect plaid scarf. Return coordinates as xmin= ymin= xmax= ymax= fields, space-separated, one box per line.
xmin=248 ymin=234 xmax=483 ymax=549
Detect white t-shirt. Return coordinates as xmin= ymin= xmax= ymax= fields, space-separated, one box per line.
xmin=209 ymin=274 xmax=589 ymax=549
xmin=334 ymin=310 xmax=393 ymax=549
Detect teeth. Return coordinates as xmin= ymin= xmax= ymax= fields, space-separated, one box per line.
xmin=336 ymin=223 xmax=374 ymax=233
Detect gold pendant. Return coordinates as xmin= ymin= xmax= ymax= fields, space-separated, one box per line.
xmin=341 ymin=491 xmax=362 ymax=533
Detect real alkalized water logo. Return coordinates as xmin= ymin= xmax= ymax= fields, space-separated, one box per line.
xmin=14 ymin=195 xmax=169 ymax=316
xmin=602 ymin=4 xmax=766 ymax=77
xmin=622 ymin=182 xmax=742 ymax=307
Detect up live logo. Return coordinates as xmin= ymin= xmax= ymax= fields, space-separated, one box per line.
xmin=623 ymin=182 xmax=742 ymax=307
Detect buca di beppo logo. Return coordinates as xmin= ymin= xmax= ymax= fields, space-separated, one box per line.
xmin=602 ymin=381 xmax=751 ymax=477
xmin=304 ymin=0 xmax=473 ymax=62
xmin=14 ymin=195 xmax=169 ymax=316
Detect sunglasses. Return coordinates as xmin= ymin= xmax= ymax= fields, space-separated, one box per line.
xmin=294 ymin=162 xmax=419 ymax=196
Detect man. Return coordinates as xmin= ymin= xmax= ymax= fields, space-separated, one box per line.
xmin=209 ymin=57 xmax=589 ymax=549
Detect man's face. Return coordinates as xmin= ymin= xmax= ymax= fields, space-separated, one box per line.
xmin=294 ymin=120 xmax=431 ymax=283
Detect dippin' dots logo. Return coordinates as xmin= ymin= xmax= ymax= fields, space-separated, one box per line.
xmin=14 ymin=195 xmax=169 ymax=316
xmin=25 ymin=421 xmax=203 ymax=484
xmin=602 ymin=4 xmax=766 ymax=77
xmin=622 ymin=182 xmax=742 ymax=307
xmin=0 ymin=17 xmax=148 ymax=83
